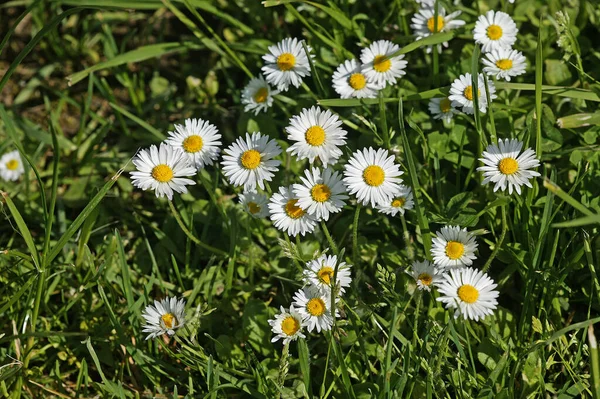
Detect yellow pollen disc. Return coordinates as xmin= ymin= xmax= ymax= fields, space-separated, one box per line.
xmin=306 ymin=297 xmax=326 ymax=316
xmin=487 ymin=24 xmax=503 ymax=40
xmin=463 ymin=85 xmax=478 ymax=101
xmin=363 ymin=165 xmax=385 ymax=187
xmin=317 ymin=266 xmax=335 ymax=285
xmin=348 ymin=73 xmax=367 ymax=90
xmin=445 ymin=241 xmax=465 ymax=260
xmin=248 ymin=202 xmax=261 ymax=214
xmin=440 ymin=98 xmax=452 ymax=113
xmin=305 ymin=126 xmax=326 ymax=146
xmin=311 ymin=184 xmax=331 ymax=202
xmin=182 ymin=135 xmax=204 ymax=153
xmin=161 ymin=313 xmax=176 ymax=329
xmin=253 ymin=87 xmax=269 ymax=103
xmin=285 ymin=199 xmax=305 ymax=219
xmin=277 ymin=52 xmax=296 ymax=71
xmin=391 ymin=197 xmax=405 ymax=208
xmin=498 ymin=157 xmax=519 ymax=175
xmin=6 ymin=159 xmax=19 ymax=170
xmin=495 ymin=58 xmax=513 ymax=70
xmin=151 ymin=164 xmax=174 ymax=183
xmin=240 ymin=149 xmax=261 ymax=169
xmin=417 ymin=273 xmax=433 ymax=286
xmin=427 ymin=16 xmax=445 ymax=33
xmin=373 ymin=55 xmax=392 ymax=73
xmin=281 ymin=316 xmax=300 ymax=336
xmin=458 ymin=284 xmax=479 ymax=304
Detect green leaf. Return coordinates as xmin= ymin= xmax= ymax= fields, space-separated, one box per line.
xmin=1 ymin=192 xmax=41 ymax=269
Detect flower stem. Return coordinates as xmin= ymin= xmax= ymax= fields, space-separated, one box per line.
xmin=352 ymin=204 xmax=361 ymax=265
xmin=400 ymin=214 xmax=414 ymax=260
xmin=482 ymin=205 xmax=507 ymax=273
xmin=320 ymin=221 xmax=339 ymax=256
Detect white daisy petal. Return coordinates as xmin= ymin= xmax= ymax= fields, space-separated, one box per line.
xmin=239 ymin=191 xmax=270 ymax=218
xmin=473 ymin=10 xmax=518 ymax=53
xmin=0 ymin=150 xmax=25 ymax=182
xmin=268 ymin=306 xmax=306 ymax=344
xmin=164 ymin=118 xmax=222 ymax=169
xmin=292 ymin=286 xmax=337 ymax=333
xmin=268 ymin=185 xmax=317 ymax=237
xmin=431 ymin=225 xmax=478 ymax=270
xmin=410 ymin=6 xmax=465 ymax=53
xmin=428 ymin=97 xmax=458 ymax=123
xmin=293 ymin=167 xmax=348 ymax=221
xmin=241 ymin=75 xmax=279 ymax=115
xmin=406 ymin=260 xmax=443 ymax=292
xmin=302 ymin=254 xmax=352 ymax=295
xmin=482 ymin=48 xmax=527 ymax=81
xmin=448 ymin=73 xmax=497 ymax=114
xmin=375 ymin=185 xmax=414 ymax=216
xmin=360 ymin=40 xmax=408 ymax=87
xmin=332 ymin=59 xmax=383 ymax=99
xmin=141 ymin=297 xmax=186 ymax=340
xmin=261 ymin=37 xmax=313 ymax=91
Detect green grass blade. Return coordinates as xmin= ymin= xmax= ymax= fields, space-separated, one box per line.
xmin=0 ymin=0 xmax=41 ymax=56
xmin=543 ymin=177 xmax=595 ymax=217
xmin=1 ymin=192 xmax=41 ymax=269
xmin=535 ymin=23 xmax=543 ymax=158
xmin=108 ymin=102 xmax=165 ymax=140
xmin=494 ymin=82 xmax=600 ymax=101
xmin=297 ymin=338 xmax=311 ymax=395
xmin=42 ymin=122 xmax=60 ymax=266
xmin=115 ymin=229 xmax=135 ymax=313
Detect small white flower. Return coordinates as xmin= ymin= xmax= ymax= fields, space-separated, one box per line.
xmin=261 ymin=37 xmax=312 ymax=91
xmin=428 ymin=97 xmax=458 ymax=123
xmin=130 ymin=143 xmax=196 ymax=200
xmin=0 ymin=150 xmax=24 ymax=181
xmin=303 ymin=254 xmax=352 ymax=295
xmin=221 ymin=132 xmax=282 ymax=192
xmin=448 ymin=73 xmax=497 ymax=114
xmin=239 ymin=191 xmax=270 ymax=219
xmin=436 ymin=267 xmax=499 ymax=321
xmin=141 ymin=297 xmax=186 ymax=340
xmin=331 ymin=59 xmax=382 ymax=99
xmin=406 ymin=260 xmax=443 ymax=292
xmin=164 ymin=118 xmax=221 ymax=169
xmin=360 ymin=40 xmax=408 ymax=87
xmin=241 ymin=75 xmax=279 ymax=115
xmin=473 ymin=10 xmax=518 ymax=53
xmin=292 ymin=286 xmax=336 ymax=333
xmin=477 ymin=138 xmax=541 ymax=195
xmin=268 ymin=306 xmax=306 ymax=344
xmin=293 ymin=167 xmax=348 ymax=221
xmin=375 ymin=185 xmax=414 ymax=216
xmin=410 ymin=6 xmax=465 ymax=53
xmin=268 ymin=185 xmax=317 ymax=237
xmin=431 ymin=225 xmax=478 ymax=269
xmin=482 ymin=48 xmax=527 ymax=81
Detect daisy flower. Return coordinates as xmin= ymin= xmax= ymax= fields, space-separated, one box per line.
xmin=221 ymin=132 xmax=282 ymax=191
xmin=482 ymin=48 xmax=527 ymax=81
xmin=431 ymin=225 xmax=478 ymax=269
xmin=239 ymin=191 xmax=270 ymax=219
xmin=268 ymin=306 xmax=306 ymax=344
xmin=164 ymin=118 xmax=221 ymax=169
xmin=141 ymin=297 xmax=186 ymax=340
xmin=428 ymin=97 xmax=457 ymax=123
xmin=410 ymin=6 xmax=465 ymax=53
xmin=406 ymin=260 xmax=443 ymax=292
xmin=360 ymin=40 xmax=408 ymax=87
xmin=303 ymin=254 xmax=352 ymax=295
xmin=375 ymin=185 xmax=414 ymax=216
xmin=293 ymin=167 xmax=348 ymax=221
xmin=436 ymin=267 xmax=499 ymax=321
xmin=343 ymin=147 xmax=404 ymax=208
xmin=286 ymin=106 xmax=347 ymax=166
xmin=473 ymin=10 xmax=518 ymax=53
xmin=0 ymin=150 xmax=24 ymax=181
xmin=477 ymin=138 xmax=541 ymax=195
xmin=331 ymin=59 xmax=382 ymax=99
xmin=261 ymin=37 xmax=312 ymax=91
xmin=448 ymin=73 xmax=497 ymax=114
xmin=241 ymin=75 xmax=279 ymax=115
xmin=268 ymin=185 xmax=317 ymax=237
xmin=130 ymin=143 xmax=196 ymax=201
xmin=293 ymin=287 xmax=336 ymax=333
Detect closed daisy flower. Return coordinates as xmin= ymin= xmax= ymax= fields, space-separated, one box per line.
xmin=268 ymin=306 xmax=306 ymax=344
xmin=293 ymin=287 xmax=336 ymax=333
xmin=221 ymin=132 xmax=282 ymax=192
xmin=410 ymin=6 xmax=465 ymax=53
xmin=436 ymin=267 xmax=499 ymax=321
xmin=332 ymin=59 xmax=382 ymax=99
xmin=477 ymin=138 xmax=541 ymax=195
xmin=165 ymin=118 xmax=221 ymax=169
xmin=261 ymin=37 xmax=312 ymax=91
xmin=241 ymin=75 xmax=279 ymax=115
xmin=360 ymin=40 xmax=407 ymax=87
xmin=141 ymin=297 xmax=186 ymax=340
xmin=343 ymin=147 xmax=404 ymax=208
xmin=286 ymin=106 xmax=347 ymax=166
xmin=130 ymin=143 xmax=197 ymax=201
xmin=293 ymin=167 xmax=348 ymax=221
xmin=431 ymin=225 xmax=478 ymax=269
xmin=268 ymin=185 xmax=317 ymax=237
xmin=428 ymin=97 xmax=457 ymax=123
xmin=375 ymin=185 xmax=414 ymax=216
xmin=0 ymin=150 xmax=24 ymax=182
xmin=239 ymin=191 xmax=270 ymax=219
xmin=448 ymin=73 xmax=497 ymax=114
xmin=482 ymin=48 xmax=527 ymax=81
xmin=406 ymin=260 xmax=442 ymax=292
xmin=473 ymin=10 xmax=518 ymax=53
xmin=303 ymin=254 xmax=352 ymax=295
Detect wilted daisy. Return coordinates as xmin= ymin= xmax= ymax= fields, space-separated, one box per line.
xmin=477 ymin=138 xmax=541 ymax=195
xmin=293 ymin=167 xmax=348 ymax=221
xmin=141 ymin=297 xmax=186 ymax=340
xmin=239 ymin=191 xmax=270 ymax=219
xmin=165 ymin=118 xmax=221 ymax=169
xmin=431 ymin=225 xmax=478 ymax=269
xmin=482 ymin=48 xmax=527 ymax=81
xmin=221 ymin=132 xmax=282 ymax=191
xmin=473 ymin=10 xmax=518 ymax=53
xmin=303 ymin=254 xmax=352 ymax=295
xmin=241 ymin=75 xmax=279 ymax=115
xmin=268 ymin=306 xmax=306 ymax=344
xmin=436 ymin=267 xmax=499 ymax=321
xmin=268 ymin=185 xmax=317 ymax=237
xmin=343 ymin=147 xmax=404 ymax=208
xmin=410 ymin=6 xmax=465 ymax=53
xmin=448 ymin=73 xmax=497 ymax=114
xmin=332 ymin=59 xmax=382 ymax=99
xmin=428 ymin=97 xmax=457 ymax=123
xmin=130 ymin=143 xmax=196 ymax=200
xmin=286 ymin=106 xmax=347 ymax=166
xmin=360 ymin=40 xmax=407 ymax=87
xmin=293 ymin=287 xmax=336 ymax=333
xmin=376 ymin=185 xmax=414 ymax=216
xmin=261 ymin=37 xmax=312 ymax=91
xmin=0 ymin=150 xmax=24 ymax=182
xmin=406 ymin=260 xmax=442 ymax=292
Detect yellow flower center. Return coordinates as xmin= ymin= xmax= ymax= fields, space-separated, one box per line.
xmin=285 ymin=199 xmax=304 ymax=219
xmin=240 ymin=149 xmax=261 ymax=169
xmin=373 ymin=55 xmax=392 ymax=73
xmin=281 ymin=316 xmax=300 ymax=336
xmin=248 ymin=201 xmax=261 ymax=214
xmin=427 ymin=16 xmax=445 ymax=33
xmin=440 ymin=98 xmax=452 ymax=113
xmin=487 ymin=24 xmax=503 ymax=40
xmin=417 ymin=273 xmax=433 ymax=286
xmin=391 ymin=197 xmax=405 ymax=208
xmin=498 ymin=157 xmax=519 ymax=175
xmin=495 ymin=59 xmax=513 ymax=70
xmin=317 ymin=266 xmax=335 ymax=285
xmin=463 ymin=85 xmax=480 ymax=101
xmin=348 ymin=73 xmax=367 ymax=90
xmin=305 ymin=126 xmax=326 ymax=146
xmin=182 ymin=135 xmax=203 ymax=153
xmin=457 ymin=284 xmax=479 ymax=304
xmin=253 ymin=87 xmax=269 ymax=103
xmin=306 ymin=297 xmax=326 ymax=316
xmin=161 ymin=313 xmax=176 ymax=329
xmin=363 ymin=165 xmax=385 ymax=187
xmin=310 ymin=184 xmax=331 ymax=202
xmin=445 ymin=241 xmax=465 ymax=260
xmin=277 ymin=52 xmax=296 ymax=71
xmin=151 ymin=164 xmax=174 ymax=183
xmin=6 ymin=159 xmax=19 ymax=170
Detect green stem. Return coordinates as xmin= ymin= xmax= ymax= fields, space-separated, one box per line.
xmin=284 ymin=234 xmax=303 ymax=272
xmin=482 ymin=205 xmax=507 ymax=273
xmin=411 ymin=291 xmax=422 ymax=349
xmin=352 ymin=204 xmax=361 ymax=265
xmin=400 ymin=214 xmax=414 ymax=260
xmin=276 ymin=342 xmax=290 ymax=399
xmin=589 ymin=325 xmax=600 ymax=399
xmin=320 ymin=221 xmax=339 ymax=256
xmin=23 ymin=269 xmax=45 ymax=368
xmin=384 ymin=305 xmax=398 ymax=398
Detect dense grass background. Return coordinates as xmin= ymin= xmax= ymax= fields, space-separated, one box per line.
xmin=1 ymin=0 xmax=600 ymax=397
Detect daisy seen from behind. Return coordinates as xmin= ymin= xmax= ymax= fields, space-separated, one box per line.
xmin=482 ymin=48 xmax=527 ymax=81
xmin=410 ymin=6 xmax=465 ymax=53
xmin=431 ymin=225 xmax=478 ymax=270
xmin=448 ymin=73 xmax=497 ymax=114
xmin=268 ymin=306 xmax=306 ymax=344
xmin=360 ymin=40 xmax=407 ymax=87
xmin=406 ymin=260 xmax=443 ymax=292
xmin=239 ymin=191 xmax=270 ymax=219
xmin=165 ymin=118 xmax=221 ymax=169
xmin=293 ymin=286 xmax=336 ymax=333
xmin=261 ymin=37 xmax=312 ymax=91
xmin=428 ymin=97 xmax=457 ymax=123
xmin=241 ymin=75 xmax=279 ymax=115
xmin=303 ymin=254 xmax=352 ymax=295
xmin=332 ymin=59 xmax=382 ymax=99
xmin=0 ymin=150 xmax=24 ymax=182
xmin=293 ymin=167 xmax=348 ymax=221
xmin=376 ymin=184 xmax=414 ymax=216
xmin=268 ymin=185 xmax=317 ymax=237
xmin=141 ymin=296 xmax=186 ymax=340
xmin=473 ymin=10 xmax=518 ymax=53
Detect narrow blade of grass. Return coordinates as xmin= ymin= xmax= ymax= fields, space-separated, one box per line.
xmin=1 ymin=192 xmax=41 ymax=269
